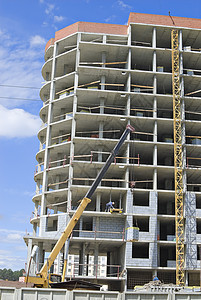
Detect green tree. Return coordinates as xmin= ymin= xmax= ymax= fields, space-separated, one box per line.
xmin=0 ymin=268 xmax=24 ymax=281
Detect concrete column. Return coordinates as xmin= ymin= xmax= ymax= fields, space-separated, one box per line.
xmin=96 ymin=192 xmax=101 ymax=212
xmin=152 ymin=27 xmax=156 ymax=48
xmin=40 ymin=41 xmax=58 ymax=224
xmin=93 ymin=244 xmax=99 ymax=275
xmin=153 ymin=145 xmax=157 ymax=166
xmin=157 ymin=219 xmax=160 ymax=239
xmin=79 ymin=217 xmax=83 ymax=233
xmin=100 ymin=98 xmax=105 ymax=114
xmin=99 ymin=122 xmax=104 ymax=139
xmin=98 ymin=121 xmax=103 ymax=161
xmin=127 ymin=25 xmax=131 ymax=46
xmin=153 ymin=75 xmax=157 ymax=95
xmin=126 ymin=95 xmax=130 ymax=116
xmin=185 ymin=271 xmax=188 ymax=286
xmin=34 ymin=202 xmax=39 ymax=217
xmin=153 ymin=115 xmax=157 ymax=191
xmin=38 ymin=242 xmax=44 ymax=272
xmin=179 ymin=29 xmax=183 ymax=51
xmin=126 ymin=48 xmax=131 ymax=70
xmin=33 ymin=223 xmax=37 ymax=237
xmin=37 ymin=159 xmax=42 ymax=173
xmin=153 ymin=96 xmax=157 ymax=119
xmin=102 ymin=51 xmax=106 ymax=67
xmin=153 ymin=120 xmax=157 ymax=143
xmin=39 ymin=141 xmax=43 ymax=151
xmin=152 ymin=23 xmax=157 ymax=75
xmin=101 ymin=75 xmax=105 ymax=90
xmin=152 ymin=51 xmax=156 ymax=72
xmin=126 ymin=73 xmax=131 ymax=93
xmin=153 ymin=168 xmax=157 ymax=190
xmin=103 ymin=34 xmax=106 ymax=44
xmin=75 ymin=33 xmax=81 ymax=72
xmin=26 ymin=239 xmax=32 ymax=273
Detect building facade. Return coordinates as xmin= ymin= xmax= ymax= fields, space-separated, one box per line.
xmin=24 ymin=12 xmax=201 ymax=290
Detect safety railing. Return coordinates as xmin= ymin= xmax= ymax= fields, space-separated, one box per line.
xmin=35 ymin=152 xmax=140 ymax=174
xmin=55 ymin=80 xmax=155 ymax=97
xmin=72 ymin=228 xmax=125 ymax=241
xmin=80 ymin=60 xmax=127 ymax=69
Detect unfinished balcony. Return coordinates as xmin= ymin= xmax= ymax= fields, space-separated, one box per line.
xmin=131 ymin=47 xmax=153 ymax=71
xmin=57 ymin=33 xmax=78 ymax=56
xmin=131 ymin=24 xmax=153 ymax=47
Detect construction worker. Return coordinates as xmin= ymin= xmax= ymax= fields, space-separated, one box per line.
xmin=105 ymin=201 xmax=115 ymax=212
xmin=153 ymin=275 xmax=159 ymax=281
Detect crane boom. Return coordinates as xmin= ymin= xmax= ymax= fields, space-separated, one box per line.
xmin=26 ymin=124 xmax=134 ymax=287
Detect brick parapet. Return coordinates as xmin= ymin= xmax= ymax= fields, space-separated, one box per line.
xmin=45 ymin=38 xmax=55 ymax=52
xmin=128 ymin=12 xmax=201 ymax=29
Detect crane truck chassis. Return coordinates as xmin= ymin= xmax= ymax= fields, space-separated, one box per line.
xmin=26 ymin=124 xmax=134 ymax=288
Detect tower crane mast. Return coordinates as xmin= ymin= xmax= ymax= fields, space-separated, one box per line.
xmin=171 ymin=29 xmax=185 ymax=286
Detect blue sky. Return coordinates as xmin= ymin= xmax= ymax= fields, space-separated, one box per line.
xmin=0 ymin=0 xmax=201 ymax=271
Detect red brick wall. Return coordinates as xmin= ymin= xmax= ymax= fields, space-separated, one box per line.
xmin=45 ymin=38 xmax=55 ymax=52
xmin=55 ymin=22 xmax=80 ymax=41
xmin=128 ymin=12 xmax=201 ymax=29
xmin=77 ymin=22 xmax=127 ymax=35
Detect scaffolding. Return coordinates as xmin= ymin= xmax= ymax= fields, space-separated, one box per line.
xmin=171 ymin=29 xmax=184 ymax=286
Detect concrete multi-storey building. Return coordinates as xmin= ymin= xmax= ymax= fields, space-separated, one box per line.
xmin=24 ymin=12 xmax=201 ymax=291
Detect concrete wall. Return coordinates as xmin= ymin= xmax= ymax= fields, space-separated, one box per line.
xmin=125 ymin=191 xmax=158 ymax=268
xmin=79 ymin=216 xmax=125 ymax=239
xmin=40 ymin=214 xmax=68 ymax=238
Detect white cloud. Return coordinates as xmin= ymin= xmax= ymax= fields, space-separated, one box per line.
xmin=0 ymin=105 xmax=41 ymax=138
xmin=30 ymin=35 xmax=46 ymax=47
xmin=117 ymin=0 xmax=131 ymax=9
xmin=7 ymin=233 xmax=22 ymax=240
xmin=0 ymin=228 xmax=26 ymax=235
xmin=45 ymin=3 xmax=54 ymax=15
xmin=0 ymin=28 xmax=43 ymax=113
xmin=105 ymin=15 xmax=116 ymax=23
xmin=54 ymin=15 xmax=64 ymax=23
xmin=0 ymin=229 xmax=25 ymax=244
xmin=0 ymin=250 xmax=25 ymax=270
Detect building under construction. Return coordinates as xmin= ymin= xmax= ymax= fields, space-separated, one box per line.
xmin=24 ymin=12 xmax=201 ymax=291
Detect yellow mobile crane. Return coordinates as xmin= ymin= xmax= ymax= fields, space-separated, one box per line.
xmin=26 ymin=125 xmax=134 ymax=288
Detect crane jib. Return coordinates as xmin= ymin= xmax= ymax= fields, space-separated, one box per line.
xmin=85 ymin=125 xmax=134 ymax=199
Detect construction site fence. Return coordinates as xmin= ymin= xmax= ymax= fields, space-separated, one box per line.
xmin=2 ymin=287 xmax=201 ymax=300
